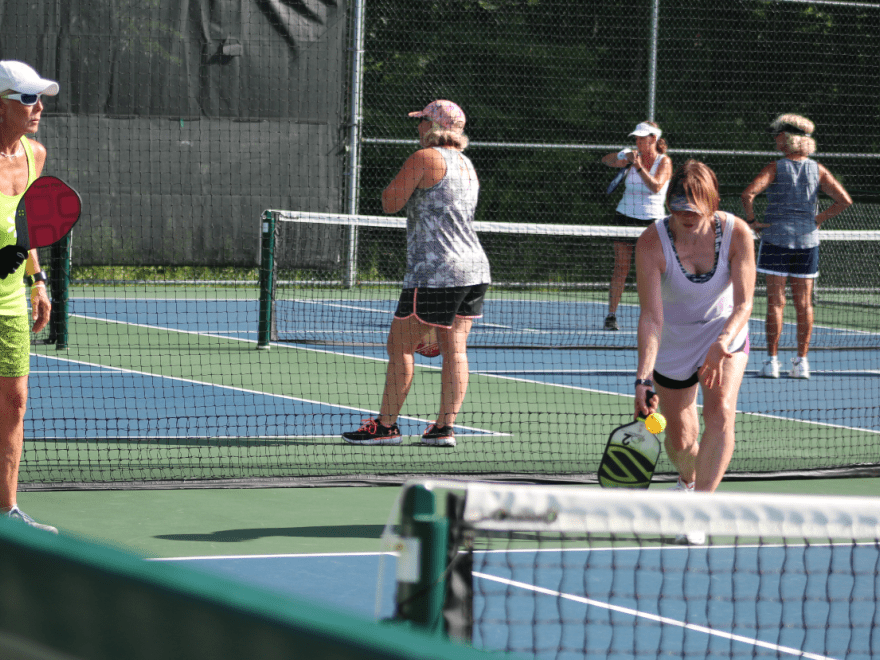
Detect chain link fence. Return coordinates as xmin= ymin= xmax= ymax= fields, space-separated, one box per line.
xmin=346 ymin=0 xmax=880 ymax=290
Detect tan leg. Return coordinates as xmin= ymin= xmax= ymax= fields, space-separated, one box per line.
xmin=789 ymin=277 xmax=814 ymax=358
xmin=694 ymin=352 xmax=749 ymax=492
xmin=377 ymin=316 xmax=431 ymax=425
xmin=655 ymin=381 xmax=700 ymax=485
xmin=435 ymin=316 xmax=474 ymax=427
xmin=608 ymin=241 xmax=634 ymax=316
xmin=0 ymin=375 xmax=27 ymax=510
xmin=764 ymin=274 xmax=787 ymax=357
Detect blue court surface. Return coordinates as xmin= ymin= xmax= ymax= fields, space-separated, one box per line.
xmin=154 ymin=553 xmax=398 ymax=620
xmin=469 ymin=543 xmax=880 ymax=659
xmin=155 ymin=540 xmax=880 ymax=659
xmin=26 ymin=295 xmax=880 ymax=658
xmin=25 ymin=297 xmax=880 ymax=440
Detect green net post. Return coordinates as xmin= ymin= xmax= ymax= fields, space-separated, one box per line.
xmin=394 ymin=484 xmax=449 ymax=636
xmin=49 ymin=233 xmax=71 ymax=351
xmin=257 ymin=211 xmax=276 ymax=350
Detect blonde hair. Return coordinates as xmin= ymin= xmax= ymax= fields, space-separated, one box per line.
xmin=421 ymin=122 xmax=469 ymax=150
xmin=666 ymin=160 xmax=719 ymax=217
xmin=770 ymin=113 xmax=817 ymax=156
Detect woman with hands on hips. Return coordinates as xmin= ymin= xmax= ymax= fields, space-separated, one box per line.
xmin=600 ymin=121 xmax=672 ymax=331
xmin=741 ymin=114 xmax=851 ymax=380
xmin=635 ymin=161 xmax=755 ymax=506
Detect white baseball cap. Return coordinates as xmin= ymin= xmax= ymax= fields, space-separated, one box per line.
xmin=629 ymin=122 xmax=662 ymax=138
xmin=0 ymin=61 xmax=59 ymax=96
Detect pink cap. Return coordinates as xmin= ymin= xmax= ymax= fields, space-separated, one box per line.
xmin=408 ymin=100 xmax=466 ymax=133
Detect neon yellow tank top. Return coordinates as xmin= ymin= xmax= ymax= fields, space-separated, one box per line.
xmin=0 ymin=137 xmax=37 ymax=316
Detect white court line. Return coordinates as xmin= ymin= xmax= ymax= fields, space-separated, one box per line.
xmin=64 ymin=305 xmax=880 ymax=436
xmin=473 ymin=571 xmax=835 ymax=660
xmin=150 ymin=551 xmax=393 ymax=561
xmin=31 ymin=350 xmax=505 ymax=438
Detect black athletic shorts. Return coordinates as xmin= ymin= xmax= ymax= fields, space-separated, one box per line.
xmin=394 ymin=284 xmax=489 ymax=328
xmin=613 ymin=211 xmax=654 ymax=245
xmin=653 ymin=336 xmax=751 ymax=390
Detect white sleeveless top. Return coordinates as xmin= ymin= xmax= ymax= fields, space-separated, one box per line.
xmin=615 ymin=153 xmax=669 ymax=220
xmin=653 ymin=212 xmax=749 ymax=381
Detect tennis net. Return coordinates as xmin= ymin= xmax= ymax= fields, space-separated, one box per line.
xmin=387 ymin=479 xmax=880 ymax=659
xmin=18 ymin=209 xmax=880 ymax=489
xmin=260 ymin=210 xmax=880 ymax=351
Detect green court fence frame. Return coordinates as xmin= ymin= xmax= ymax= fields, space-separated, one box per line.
xmin=258 ymin=211 xmax=277 ymax=350
xmin=0 ymin=517 xmax=496 ymax=660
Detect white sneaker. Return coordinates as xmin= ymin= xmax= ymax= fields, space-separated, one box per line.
xmin=760 ymin=357 xmax=780 ymax=379
xmin=789 ymin=357 xmax=810 ymax=379
xmin=668 ymin=476 xmax=695 ymax=492
xmin=674 ymin=531 xmax=706 ymax=546
xmin=669 ymin=478 xmax=703 ymax=544
xmin=6 ymin=506 xmax=58 ymax=534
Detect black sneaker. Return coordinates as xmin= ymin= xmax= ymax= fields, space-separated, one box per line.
xmin=604 ymin=314 xmax=619 ymax=331
xmin=420 ymin=423 xmax=456 ymax=447
xmin=342 ymin=418 xmax=401 ymax=445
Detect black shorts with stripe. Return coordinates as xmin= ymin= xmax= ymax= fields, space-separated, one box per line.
xmin=394 ymin=284 xmax=489 ymax=328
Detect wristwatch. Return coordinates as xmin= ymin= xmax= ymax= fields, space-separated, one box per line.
xmin=30 ymin=271 xmax=48 ymax=286
xmin=634 ymin=378 xmax=653 ymax=388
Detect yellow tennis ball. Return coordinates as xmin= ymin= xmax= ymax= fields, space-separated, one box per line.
xmin=645 ymin=413 xmax=666 ymax=434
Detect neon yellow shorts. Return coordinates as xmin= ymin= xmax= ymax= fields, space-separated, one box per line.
xmin=0 ymin=314 xmax=30 ymax=377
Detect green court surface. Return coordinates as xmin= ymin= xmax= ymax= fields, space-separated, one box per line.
xmin=22 ymin=291 xmax=880 ymax=485
xmin=15 ymin=477 xmax=880 ymax=559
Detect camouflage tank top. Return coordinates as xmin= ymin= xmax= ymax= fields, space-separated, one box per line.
xmin=403 ymin=147 xmax=491 ymax=288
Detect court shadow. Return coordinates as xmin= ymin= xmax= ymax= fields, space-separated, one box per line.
xmin=155 ymin=524 xmax=386 ymax=543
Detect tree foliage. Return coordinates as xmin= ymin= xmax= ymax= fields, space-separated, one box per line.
xmin=358 ymin=0 xmax=880 ymax=225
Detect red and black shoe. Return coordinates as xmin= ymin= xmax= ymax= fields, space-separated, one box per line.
xmin=419 ymin=423 xmax=456 ymax=447
xmin=342 ymin=418 xmax=401 ymax=445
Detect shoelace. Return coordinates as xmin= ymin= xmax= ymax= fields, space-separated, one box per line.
xmin=423 ymin=423 xmax=453 ymax=437
xmin=356 ymin=418 xmax=379 ymax=434
xmin=8 ymin=507 xmax=34 ymax=523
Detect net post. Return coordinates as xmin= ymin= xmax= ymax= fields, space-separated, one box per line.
xmin=394 ymin=484 xmax=450 ymax=636
xmin=50 ymin=232 xmax=71 ymax=351
xmin=257 ymin=211 xmax=276 ymax=350
xmin=343 ymin=224 xmax=358 ymax=289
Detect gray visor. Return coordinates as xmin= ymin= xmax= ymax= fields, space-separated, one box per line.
xmin=668 ymin=194 xmax=701 ymax=214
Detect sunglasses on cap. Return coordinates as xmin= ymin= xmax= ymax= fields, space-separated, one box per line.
xmin=2 ymin=92 xmax=41 ymax=106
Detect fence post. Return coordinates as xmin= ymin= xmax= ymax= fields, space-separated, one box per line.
xmin=49 ymin=233 xmax=71 ymax=351
xmin=257 ymin=211 xmax=276 ymax=350
xmin=343 ymin=0 xmax=367 ymax=288
xmin=647 ymin=0 xmax=660 ymax=121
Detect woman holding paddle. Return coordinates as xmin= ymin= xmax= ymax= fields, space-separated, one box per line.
xmin=0 ymin=60 xmax=56 ymax=533
xmin=635 ymin=161 xmax=755 ymax=530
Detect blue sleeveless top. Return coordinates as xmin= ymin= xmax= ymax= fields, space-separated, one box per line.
xmin=762 ymin=158 xmax=820 ymax=249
